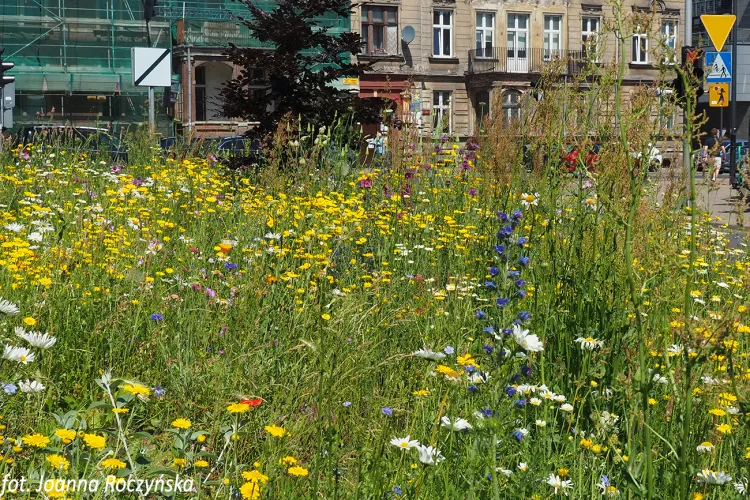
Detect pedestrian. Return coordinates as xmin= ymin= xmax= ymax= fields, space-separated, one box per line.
xmin=702 ymin=128 xmax=725 ymax=183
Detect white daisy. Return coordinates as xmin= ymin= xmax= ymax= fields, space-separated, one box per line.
xmin=574 ymin=336 xmax=604 ymax=350
xmin=389 ymin=435 xmax=419 ymax=450
xmin=513 ymin=325 xmax=544 ymax=352
xmin=27 ymin=232 xmax=43 ymax=243
xmin=19 ymin=379 xmax=46 ymax=393
xmin=412 ymin=348 xmax=446 ymax=360
xmin=2 ymin=345 xmax=35 ymax=364
xmin=696 ymin=442 xmax=715 ymax=454
xmin=547 ymin=473 xmax=574 ymax=495
xmin=5 ymin=223 xmax=24 ymax=232
xmin=520 ymin=192 xmax=540 ymax=207
xmin=440 ymin=416 xmax=472 ymax=431
xmin=415 ymin=444 xmax=444 ymax=465
xmin=696 ymin=469 xmax=732 ymax=485
xmin=733 ymin=477 xmax=747 ymax=495
xmin=0 ymin=298 xmax=20 ymax=316
xmin=15 ymin=327 xmax=57 ymax=349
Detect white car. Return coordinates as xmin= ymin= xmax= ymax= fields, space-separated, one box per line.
xmin=630 ymin=143 xmax=662 ymax=170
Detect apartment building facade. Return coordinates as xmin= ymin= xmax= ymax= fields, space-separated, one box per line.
xmin=353 ymin=0 xmax=683 ymax=138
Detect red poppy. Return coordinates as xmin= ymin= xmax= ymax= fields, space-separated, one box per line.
xmin=240 ymin=398 xmax=263 ymax=407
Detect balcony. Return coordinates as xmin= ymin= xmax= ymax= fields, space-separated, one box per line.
xmin=467 ymin=47 xmax=587 ymax=75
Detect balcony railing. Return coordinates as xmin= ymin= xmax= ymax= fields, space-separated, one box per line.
xmin=468 ymin=47 xmax=587 ymax=75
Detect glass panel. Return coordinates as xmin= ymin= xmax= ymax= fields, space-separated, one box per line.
xmin=476 ymin=31 xmax=483 ymax=52
xmin=361 ymin=23 xmax=368 ymax=44
xmin=507 ymin=33 xmax=515 ymax=58
xmin=386 ymin=25 xmax=398 ymax=54
xmin=443 ymin=28 xmax=451 ymax=55
xmin=434 ymin=11 xmax=441 ymax=24
xmin=372 ymin=7 xmax=383 ymax=23
xmin=444 ymin=11 xmax=451 ymax=24
xmin=434 ymin=27 xmax=441 ymax=55
xmin=518 ymin=15 xmax=527 ymax=30
xmin=387 ymin=8 xmax=397 ymax=23
xmin=373 ymin=26 xmax=384 ymax=50
xmin=518 ymin=32 xmax=527 ymax=58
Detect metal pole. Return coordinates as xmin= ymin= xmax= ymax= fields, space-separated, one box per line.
xmin=683 ymin=0 xmax=692 ymax=178
xmin=0 ymin=87 xmax=4 ymax=130
xmin=729 ymin=0 xmax=739 ymax=186
xmin=187 ymin=46 xmax=192 ymax=131
xmin=148 ymin=86 xmax=155 ymax=131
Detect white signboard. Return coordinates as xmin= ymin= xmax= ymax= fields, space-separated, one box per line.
xmin=131 ymin=48 xmax=171 ymax=87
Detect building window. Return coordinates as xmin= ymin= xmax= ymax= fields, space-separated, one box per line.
xmin=543 ymin=15 xmax=563 ymax=60
xmin=506 ymin=14 xmax=529 ymax=65
xmin=361 ymin=6 xmax=399 ymax=56
xmin=632 ymin=29 xmax=648 ymax=64
xmin=475 ymin=12 xmax=495 ymax=58
xmin=432 ymin=91 xmax=452 ymax=134
xmin=475 ymin=90 xmax=491 ymax=132
xmin=433 ymin=10 xmax=453 ymax=57
xmin=582 ymin=17 xmax=600 ymax=61
xmin=195 ymin=66 xmax=206 ymax=122
xmin=502 ymin=89 xmax=522 ymax=123
xmin=661 ymin=21 xmax=677 ymax=62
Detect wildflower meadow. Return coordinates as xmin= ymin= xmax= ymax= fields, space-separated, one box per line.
xmin=0 ymin=59 xmax=748 ymax=500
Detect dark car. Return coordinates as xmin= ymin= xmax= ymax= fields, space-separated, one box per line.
xmin=18 ymin=125 xmax=128 ymax=162
xmin=720 ymin=140 xmax=748 ymax=173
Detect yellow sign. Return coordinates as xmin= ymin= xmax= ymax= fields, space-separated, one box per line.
xmin=342 ymin=78 xmax=359 ymax=85
xmin=700 ymin=15 xmax=736 ymax=51
xmin=709 ymin=83 xmax=729 ymax=107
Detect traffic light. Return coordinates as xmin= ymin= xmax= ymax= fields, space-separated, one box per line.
xmin=673 ymin=46 xmax=704 ymax=107
xmin=143 ymin=0 xmax=157 ymax=21
xmin=0 ymin=47 xmax=15 ymax=90
xmin=162 ymin=86 xmax=176 ymax=109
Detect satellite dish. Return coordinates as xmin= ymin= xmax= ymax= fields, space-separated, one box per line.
xmin=402 ymin=25 xmax=415 ymax=44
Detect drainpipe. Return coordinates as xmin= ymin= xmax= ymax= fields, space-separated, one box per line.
xmin=187 ymin=46 xmax=192 ymax=132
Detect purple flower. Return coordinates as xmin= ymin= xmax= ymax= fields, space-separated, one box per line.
xmin=444 ymin=346 xmax=454 ymax=355
xmin=521 ymin=365 xmax=532 ymax=377
xmin=225 ymin=262 xmax=238 ymax=271
xmin=3 ymin=383 xmax=17 ymax=395
xmin=518 ymin=311 xmax=531 ymax=321
xmin=497 ymin=212 xmax=509 ymax=222
xmin=489 ymin=266 xmax=499 ymax=276
xmin=519 ymin=256 xmax=530 ymax=266
xmin=508 ymin=270 xmax=521 ymax=278
xmin=496 ymin=297 xmax=510 ymax=308
xmin=153 ymin=385 xmax=165 ymax=397
xmin=512 ymin=430 xmax=525 ymax=442
xmin=468 ymin=188 xmax=477 ymax=196
xmin=475 ymin=310 xmax=487 ymax=319
xmin=483 ymin=345 xmax=494 ymax=354
xmin=467 ymin=385 xmax=479 ymax=393
xmin=481 ymin=408 xmax=494 ymax=417
xmin=514 ymin=399 xmax=527 ymax=407
xmin=512 ymin=209 xmax=523 ymax=220
xmin=150 ymin=313 xmax=163 ymax=321
xmin=517 ymin=237 xmax=528 ymax=245
xmin=482 ymin=326 xmax=496 ymax=335
xmin=392 ymin=486 xmax=403 ymax=496
xmin=515 ymin=279 xmax=527 ymax=288
xmin=494 ymin=245 xmax=505 ymax=255
xmin=517 ymin=289 xmax=527 ymax=298
xmin=381 ymin=407 xmax=393 ymax=416
xmin=206 ymin=288 xmax=216 ymax=299
xmin=484 ymin=281 xmax=496 ymax=289
xmin=502 ymin=328 xmax=513 ymax=336
xmin=505 ymin=386 xmax=517 ymax=397
xmin=343 ymin=401 xmax=352 ymax=407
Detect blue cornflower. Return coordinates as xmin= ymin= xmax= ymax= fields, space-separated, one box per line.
xmin=483 ymin=325 xmax=496 ymax=335
xmin=481 ymin=408 xmax=494 ymax=417
xmin=515 ymin=279 xmax=527 ymax=288
xmin=512 ymin=209 xmax=523 ymax=220
xmin=511 ymin=373 xmax=522 ymax=383
xmin=493 ymin=245 xmax=505 ymax=255
xmin=600 ymin=475 xmax=611 ymax=487
xmin=392 ymin=486 xmax=402 ymax=495
xmin=518 ymin=311 xmax=531 ymax=321
xmin=519 ymin=256 xmax=530 ymax=266
xmin=153 ymin=385 xmax=165 ymax=397
xmin=489 ymin=266 xmax=499 ymax=276
xmin=508 ymin=270 xmax=521 ymax=278
xmin=444 ymin=346 xmax=455 ymax=355
xmin=502 ymin=328 xmax=513 ymax=336
xmin=484 ymin=281 xmax=496 ymax=289
xmin=521 ymin=365 xmax=532 ymax=377
xmin=498 ymin=225 xmax=514 ymax=238
xmin=514 ymin=399 xmax=527 ymax=407
xmin=467 ymin=385 xmax=479 ymax=393
xmin=381 ymin=406 xmax=393 ymax=416
xmin=483 ymin=345 xmax=494 ymax=354
xmin=475 ymin=309 xmax=487 ymax=319
xmin=499 ymin=348 xmax=510 ymax=358
xmin=496 ymin=297 xmax=510 ymax=308
xmin=487 ymin=473 xmax=493 ymax=481
xmin=343 ymin=401 xmax=352 ymax=407
xmin=517 ymin=237 xmax=528 ymax=245
xmin=3 ymin=383 xmax=17 ymax=395
xmin=464 ymin=365 xmax=476 ymax=373
xmin=497 ymin=211 xmax=509 ymax=222
xmin=150 ymin=313 xmax=163 ymax=321
xmin=505 ymin=386 xmax=517 ymax=397
xmin=512 ymin=430 xmax=525 ymax=442
xmin=224 ymin=262 xmax=238 ymax=271
xmin=517 ymin=289 xmax=528 ymax=298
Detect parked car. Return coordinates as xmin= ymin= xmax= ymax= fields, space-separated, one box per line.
xmin=631 ymin=143 xmax=662 ymax=171
xmin=18 ymin=125 xmax=128 ymax=162
xmin=720 ymin=140 xmax=748 ymax=173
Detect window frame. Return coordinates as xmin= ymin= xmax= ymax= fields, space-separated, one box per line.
xmin=661 ymin=20 xmax=677 ymax=63
xmin=502 ymin=89 xmax=522 ymax=124
xmin=432 ymin=90 xmax=453 ymax=134
xmin=506 ymin=13 xmax=530 ymax=60
xmin=194 ymin=66 xmax=207 ymax=122
xmin=433 ymin=9 xmax=453 ymax=58
xmin=581 ymin=16 xmax=601 ymax=62
xmin=361 ymin=5 xmax=400 ymax=56
xmin=474 ymin=90 xmax=491 ymax=133
xmin=543 ymin=14 xmax=563 ymax=61
xmin=475 ymin=11 xmax=496 ymax=59
xmin=632 ymin=28 xmax=649 ymax=64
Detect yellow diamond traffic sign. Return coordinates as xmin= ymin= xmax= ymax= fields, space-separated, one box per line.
xmin=700 ymin=15 xmax=736 ymax=52
xmin=709 ymin=83 xmax=729 ymax=107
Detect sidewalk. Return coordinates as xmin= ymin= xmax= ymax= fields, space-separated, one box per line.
xmin=652 ymin=169 xmax=750 ymax=230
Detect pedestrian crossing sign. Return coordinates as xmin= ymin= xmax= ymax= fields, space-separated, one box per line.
xmin=709 ymin=83 xmax=729 ymax=107
xmin=705 ymin=51 xmax=732 ymax=82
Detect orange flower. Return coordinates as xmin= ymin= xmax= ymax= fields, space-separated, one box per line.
xmin=218 ymin=243 xmax=232 ymax=254
xmin=241 ymin=398 xmax=263 ymax=408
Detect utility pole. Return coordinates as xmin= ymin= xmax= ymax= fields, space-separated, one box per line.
xmin=148 ymin=86 xmax=155 ymax=131
xmin=683 ymin=0 xmax=692 ymax=179
xmin=729 ymin=0 xmax=739 ymax=186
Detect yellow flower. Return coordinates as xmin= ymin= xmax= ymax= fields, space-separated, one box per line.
xmin=194 ymin=460 xmax=209 ymax=468
xmin=196 ymin=434 xmax=207 ymax=443
xmin=708 ymin=408 xmax=726 ymax=417
xmin=101 ymin=458 xmax=127 ymax=469
xmin=591 ymin=444 xmax=602 ymax=454
xmin=171 ymin=418 xmax=192 ymax=430
xmin=321 ymin=313 xmax=331 ymax=321
xmin=23 ymin=317 xmax=37 ymax=326
xmin=693 ymin=493 xmax=704 ymax=500
xmin=579 ymin=438 xmax=593 ymax=449
xmin=412 ymin=389 xmax=429 ymax=396
xmin=287 ymin=466 xmax=309 ymax=477
xmin=264 ymin=424 xmax=287 ymax=438
xmin=122 ymin=384 xmax=150 ymax=396
xmin=227 ymin=403 xmax=250 ymax=413
xmin=54 ymin=428 xmax=76 ymax=444
xmin=280 ymin=456 xmax=298 ymax=466
xmin=22 ymin=434 xmax=50 ymax=448
xmin=648 ymin=398 xmax=657 ymax=405
xmin=558 ymin=468 xmax=569 ymax=477
xmin=435 ymin=365 xmax=460 ymax=379
xmin=240 ymin=481 xmax=262 ymax=499
xmin=242 ymin=470 xmax=269 ymax=483
xmin=112 ymin=408 xmax=129 ymax=414
xmin=173 ymin=458 xmax=186 ymax=467
xmin=83 ymin=433 xmax=106 ymax=450
xmin=46 ymin=454 xmax=70 ymax=471
xmin=716 ymin=423 xmax=732 ymax=434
